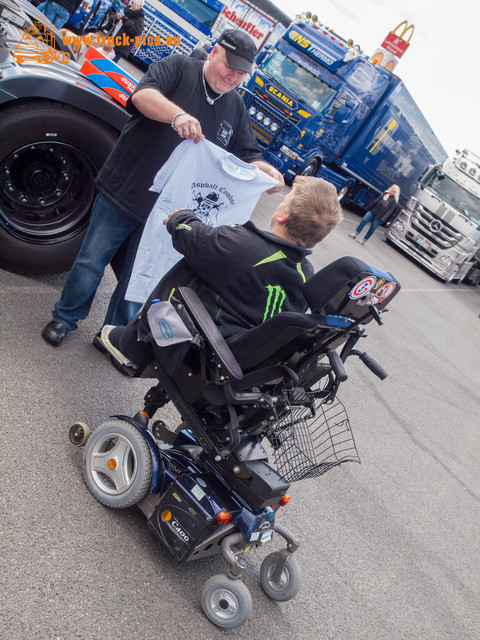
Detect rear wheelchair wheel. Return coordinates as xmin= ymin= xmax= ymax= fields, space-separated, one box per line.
xmin=200 ymin=574 xmax=252 ymax=629
xmin=259 ymin=551 xmax=301 ymax=601
xmin=84 ymin=419 xmax=152 ymax=508
xmin=69 ymin=421 xmax=91 ymax=446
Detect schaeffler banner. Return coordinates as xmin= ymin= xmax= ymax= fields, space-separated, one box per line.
xmin=221 ymin=0 xmax=276 ymax=50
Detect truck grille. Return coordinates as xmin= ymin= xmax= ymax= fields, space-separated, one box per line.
xmin=132 ymin=5 xmax=193 ymax=64
xmin=241 ymin=87 xmax=302 ymax=149
xmin=405 ymin=231 xmax=438 ymax=258
xmin=410 ymin=206 xmax=463 ymax=250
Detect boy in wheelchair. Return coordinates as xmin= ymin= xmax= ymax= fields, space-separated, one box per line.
xmin=74 ymin=176 xmax=400 ymax=628
xmin=98 ymin=175 xmax=343 ymax=375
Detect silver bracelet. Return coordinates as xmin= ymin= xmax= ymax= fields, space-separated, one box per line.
xmin=171 ymin=111 xmax=186 ymax=130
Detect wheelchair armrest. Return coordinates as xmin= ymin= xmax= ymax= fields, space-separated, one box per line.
xmin=224 ymin=384 xmax=274 ymax=409
xmin=178 ymin=287 xmax=243 ymax=381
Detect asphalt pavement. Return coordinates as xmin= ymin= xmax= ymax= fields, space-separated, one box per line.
xmin=1 ymin=192 xmax=479 ymax=640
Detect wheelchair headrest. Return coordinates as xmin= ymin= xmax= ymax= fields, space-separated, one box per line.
xmin=303 ymin=256 xmax=400 ymax=322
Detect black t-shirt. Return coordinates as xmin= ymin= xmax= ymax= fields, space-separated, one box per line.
xmin=95 ymin=55 xmax=262 ymax=222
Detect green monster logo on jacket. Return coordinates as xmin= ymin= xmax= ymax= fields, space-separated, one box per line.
xmin=262 ymin=285 xmax=286 ymax=322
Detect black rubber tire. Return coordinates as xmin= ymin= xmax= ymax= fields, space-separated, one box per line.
xmin=98 ymin=8 xmax=117 ymax=33
xmin=83 ymin=419 xmax=153 ymax=509
xmin=200 ymin=574 xmax=252 ymax=629
xmin=297 ymin=159 xmax=319 ymax=177
xmin=0 ymin=101 xmax=118 ymax=275
xmin=337 ymin=179 xmax=354 ymax=204
xmin=259 ymin=551 xmax=301 ymax=602
xmin=69 ymin=421 xmax=91 ymax=447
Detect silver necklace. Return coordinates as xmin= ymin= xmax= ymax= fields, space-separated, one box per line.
xmin=202 ymin=63 xmax=222 ymax=106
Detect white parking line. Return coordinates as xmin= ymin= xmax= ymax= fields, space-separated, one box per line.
xmin=401 ymin=288 xmax=474 ymax=292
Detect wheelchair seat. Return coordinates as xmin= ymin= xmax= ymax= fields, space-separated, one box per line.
xmin=226 ymin=256 xmax=400 ymax=372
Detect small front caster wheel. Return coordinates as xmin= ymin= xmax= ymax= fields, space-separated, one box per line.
xmin=259 ymin=552 xmax=301 ymax=601
xmin=200 ymin=574 xmax=252 ymax=629
xmin=69 ymin=422 xmax=91 ymax=446
xmin=151 ymin=418 xmax=172 ymax=440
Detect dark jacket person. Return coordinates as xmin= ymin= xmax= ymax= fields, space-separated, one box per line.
xmin=349 ymin=184 xmax=400 ymax=244
xmin=113 ymin=0 xmax=145 ymax=61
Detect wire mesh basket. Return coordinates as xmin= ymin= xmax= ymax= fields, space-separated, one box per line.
xmin=268 ymin=391 xmax=360 ymax=482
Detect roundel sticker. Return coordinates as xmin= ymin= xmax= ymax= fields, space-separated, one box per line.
xmin=371 ymin=282 xmax=396 ymax=304
xmin=349 ymin=276 xmax=376 ymax=299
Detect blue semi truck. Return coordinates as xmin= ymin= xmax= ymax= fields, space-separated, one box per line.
xmin=241 ymin=16 xmax=447 ymax=209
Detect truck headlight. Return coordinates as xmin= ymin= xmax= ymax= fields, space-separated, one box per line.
xmin=270 ymin=122 xmax=279 ymax=132
xmin=279 ymin=145 xmax=298 ymax=160
xmin=440 ymin=255 xmax=454 ymax=266
xmin=255 ymin=111 xmax=264 ymax=121
xmin=393 ymin=220 xmax=404 ymax=232
xmin=248 ymin=106 xmax=257 ymax=116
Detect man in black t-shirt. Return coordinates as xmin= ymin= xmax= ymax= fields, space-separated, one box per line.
xmin=42 ymin=30 xmax=284 ymax=349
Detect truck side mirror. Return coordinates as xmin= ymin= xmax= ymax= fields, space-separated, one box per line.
xmin=256 ymin=44 xmax=272 ymax=67
xmin=332 ymin=106 xmax=350 ymax=122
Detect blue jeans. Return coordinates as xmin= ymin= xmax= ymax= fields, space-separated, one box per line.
xmin=38 ymin=1 xmax=71 ymax=28
xmin=52 ymin=193 xmax=142 ymax=331
xmin=355 ymin=210 xmax=382 ymax=241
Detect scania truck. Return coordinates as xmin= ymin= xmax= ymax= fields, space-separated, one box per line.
xmin=386 ymin=149 xmax=480 ymax=282
xmin=241 ymin=16 xmax=447 ymax=209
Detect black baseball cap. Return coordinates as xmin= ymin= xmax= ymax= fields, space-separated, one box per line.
xmin=217 ymin=29 xmax=257 ymax=74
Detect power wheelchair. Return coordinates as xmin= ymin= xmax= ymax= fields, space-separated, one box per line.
xmin=69 ymin=256 xmax=400 ymax=629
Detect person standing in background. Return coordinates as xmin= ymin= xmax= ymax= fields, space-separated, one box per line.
xmin=112 ymin=0 xmax=144 ymax=63
xmin=37 ymin=0 xmax=81 ymax=29
xmin=349 ymin=184 xmax=400 ymax=244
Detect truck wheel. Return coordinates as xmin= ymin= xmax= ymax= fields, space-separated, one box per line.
xmin=98 ymin=8 xmax=117 ymax=33
xmin=297 ymin=159 xmax=319 ymax=177
xmin=337 ymin=179 xmax=354 ymax=203
xmin=0 ymin=101 xmax=118 ymax=275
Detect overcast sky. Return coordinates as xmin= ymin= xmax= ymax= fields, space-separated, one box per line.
xmin=271 ymin=0 xmax=479 ymax=158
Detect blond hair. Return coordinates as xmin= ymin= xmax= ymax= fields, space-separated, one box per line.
xmin=129 ymin=0 xmax=144 ymax=9
xmin=285 ymin=177 xmax=343 ymax=248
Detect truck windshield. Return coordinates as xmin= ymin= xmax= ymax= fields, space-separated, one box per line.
xmin=426 ymin=172 xmax=480 ymax=225
xmin=174 ymin=0 xmax=220 ymax=28
xmin=259 ymin=50 xmax=336 ymax=112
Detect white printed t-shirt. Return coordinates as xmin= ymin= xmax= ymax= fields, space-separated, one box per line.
xmin=125 ymin=138 xmax=277 ymax=304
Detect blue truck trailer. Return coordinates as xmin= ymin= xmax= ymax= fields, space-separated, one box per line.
xmin=241 ymin=17 xmax=447 ymax=209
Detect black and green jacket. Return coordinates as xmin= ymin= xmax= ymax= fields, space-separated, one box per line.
xmin=142 ymin=210 xmax=314 ymax=339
